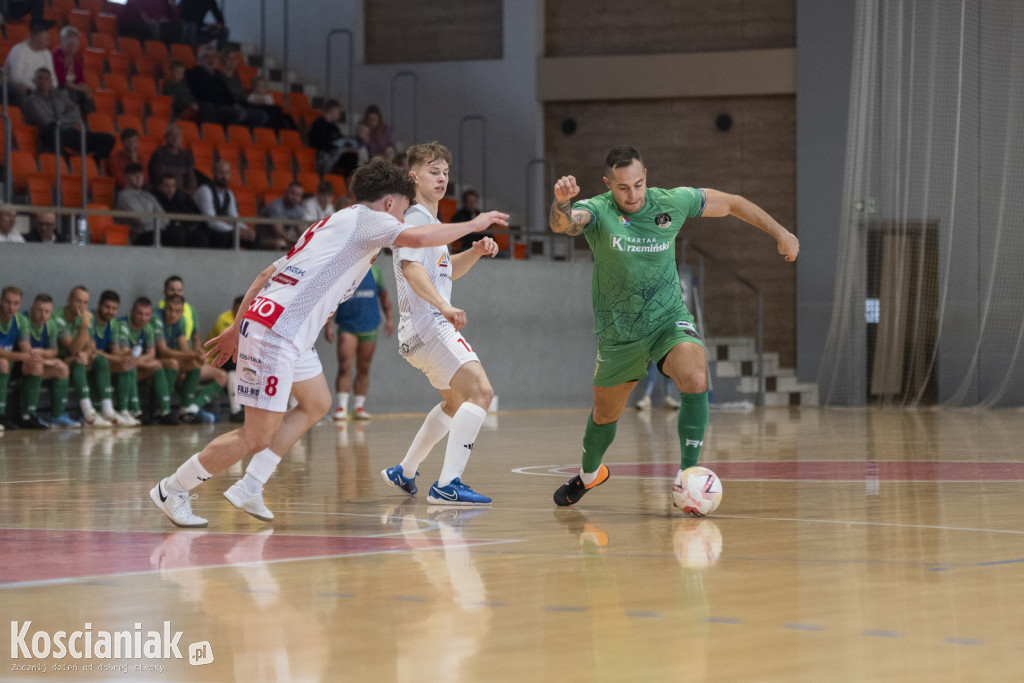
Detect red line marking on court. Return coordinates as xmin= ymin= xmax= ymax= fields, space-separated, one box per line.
xmin=554 ymin=461 xmax=1024 ymax=481
xmin=0 ymin=529 xmax=489 ymax=585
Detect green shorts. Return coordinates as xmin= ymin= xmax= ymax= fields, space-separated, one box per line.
xmin=339 ymin=327 xmax=378 ymax=343
xmin=593 ymin=316 xmax=704 ymax=388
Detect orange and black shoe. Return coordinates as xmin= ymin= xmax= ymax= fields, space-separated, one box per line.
xmin=553 ymin=465 xmax=610 ymax=506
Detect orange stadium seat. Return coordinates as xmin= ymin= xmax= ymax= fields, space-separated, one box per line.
xmin=116 ymin=115 xmax=144 ymax=135
xmin=88 ymin=210 xmax=113 ymax=243
xmin=103 ymin=73 xmax=129 ymax=94
xmin=90 ymin=177 xmax=116 ymax=208
xmin=13 ymin=125 xmax=38 ymax=153
xmin=117 ymin=37 xmax=144 ymax=61
xmin=226 ymin=125 xmax=252 ymax=146
xmin=82 ymin=70 xmax=103 ymax=91
xmin=137 ymin=136 xmax=159 ymax=160
xmin=287 ymin=92 xmax=311 ymax=113
xmin=234 ymin=188 xmax=258 ymax=219
xmin=191 ymin=143 xmax=215 ymax=178
xmin=271 ymin=91 xmax=284 ymax=106
xmin=259 ymin=190 xmax=277 ymax=208
xmin=120 ymin=93 xmax=147 ymax=119
xmin=87 ymin=113 xmax=116 ymax=134
xmin=9 ymin=152 xmax=38 ymax=193
xmin=80 ymin=0 xmax=106 ymax=15
xmin=106 ymin=52 xmax=132 ymax=77
xmin=68 ymin=10 xmax=92 ymax=34
xmin=93 ymin=13 xmax=118 ymax=36
xmin=279 ymin=129 xmax=302 ymax=150
xmin=242 ymin=146 xmax=267 ymax=174
xmin=170 ymin=43 xmax=196 ymax=68
xmin=270 ymin=170 xmax=293 ymax=190
xmin=200 ymin=123 xmax=227 ymax=146
xmin=0 ymin=40 xmax=13 ymax=64
xmin=5 ymin=106 xmax=24 ymax=127
xmin=27 ymin=175 xmax=52 ymax=206
xmin=243 ymin=168 xmax=270 ymax=194
xmin=91 ymin=33 xmax=116 ymax=52
xmin=253 ymin=127 xmax=277 ymax=150
xmin=143 ymin=40 xmax=169 ymax=66
xmin=176 ymin=120 xmax=201 ymax=147
xmin=237 ymin=65 xmax=258 ymax=89
xmin=144 ymin=116 xmax=169 ymax=138
xmin=82 ymin=48 xmax=105 ymax=73
xmin=322 ymin=173 xmax=347 ymax=196
xmin=216 ymin=143 xmax=241 ymax=167
xmin=438 ymin=197 xmax=457 ymax=223
xmin=68 ymin=157 xmax=101 ymax=181
xmin=60 ymin=181 xmax=87 ymax=208
xmin=269 ymin=147 xmax=292 ymax=174
xmin=51 ymin=0 xmax=75 ymax=14
xmin=38 ymin=153 xmax=64 ymax=179
xmin=105 ymin=223 xmax=132 ymax=245
xmin=296 ymin=172 xmax=319 ymax=195
xmin=131 ymin=76 xmax=158 ymax=98
xmin=92 ymin=90 xmax=117 ymax=117
xmin=134 ymin=59 xmax=159 ymax=79
xmin=148 ymin=95 xmax=172 ymax=121
xmin=293 ymin=148 xmax=315 ymax=173
xmin=227 ymin=168 xmax=245 ymax=192
xmin=6 ymin=24 xmax=30 ymax=44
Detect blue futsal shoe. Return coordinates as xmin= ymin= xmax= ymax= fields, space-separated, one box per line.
xmin=427 ymin=478 xmax=492 ymax=506
xmin=380 ymin=464 xmax=418 ymax=495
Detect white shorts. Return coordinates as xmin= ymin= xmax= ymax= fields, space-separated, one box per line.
xmin=235 ymin=319 xmax=323 ymax=412
xmin=399 ymin=322 xmax=479 ymax=391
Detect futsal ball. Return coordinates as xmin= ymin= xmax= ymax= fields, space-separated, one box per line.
xmin=672 ymin=466 xmax=723 ymax=517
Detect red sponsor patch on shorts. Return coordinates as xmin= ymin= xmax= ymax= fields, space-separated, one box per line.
xmin=241 ymin=296 xmax=285 ymax=327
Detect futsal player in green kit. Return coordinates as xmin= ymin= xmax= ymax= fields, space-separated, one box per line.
xmin=549 ymin=146 xmax=799 ymax=506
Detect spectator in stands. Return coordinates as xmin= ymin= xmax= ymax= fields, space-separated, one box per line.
xmin=186 ymin=43 xmax=267 ymax=127
xmin=222 ymin=52 xmax=292 ymax=131
xmin=302 ymin=180 xmax=336 ymax=222
xmin=4 ymin=19 xmax=55 ymax=105
xmin=259 ymin=181 xmax=305 ymax=250
xmin=23 ymin=69 xmax=115 ymax=161
xmin=108 ymin=129 xmax=147 ymax=191
xmin=193 ymin=160 xmax=255 ymax=249
xmin=451 ymin=189 xmax=481 ymax=223
xmin=245 ymin=76 xmax=273 ymax=106
xmin=118 ymin=0 xmax=182 ymax=44
xmin=24 ymin=212 xmax=64 ymax=243
xmin=310 ymin=100 xmax=364 ymax=177
xmin=149 ymin=123 xmax=197 ymax=194
xmin=179 ymin=0 xmax=229 ymax=51
xmin=163 ymin=60 xmax=199 ymax=121
xmin=2 ymin=0 xmax=45 ymax=24
xmin=359 ymin=105 xmax=396 ymax=160
xmin=154 ymin=173 xmax=207 ymax=247
xmin=116 ymin=163 xmax=168 ymax=245
xmin=52 ymin=26 xmax=93 ymax=116
xmin=0 ymin=205 xmax=25 ymax=243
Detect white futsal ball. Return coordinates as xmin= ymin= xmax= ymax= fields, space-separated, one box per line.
xmin=672 ymin=466 xmax=723 ymax=517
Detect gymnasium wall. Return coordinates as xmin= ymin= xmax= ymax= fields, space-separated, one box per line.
xmin=364 ymin=0 xmax=503 ymax=64
xmin=0 ymin=244 xmax=598 ymax=413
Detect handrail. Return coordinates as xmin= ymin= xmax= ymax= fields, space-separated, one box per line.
xmin=681 ymin=241 xmax=765 ymax=406
xmin=325 ymin=29 xmax=354 ymax=119
xmin=457 ymin=115 xmax=486 ymax=208
xmin=390 ymin=71 xmax=418 ymax=147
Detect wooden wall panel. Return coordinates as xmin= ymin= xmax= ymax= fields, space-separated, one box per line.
xmin=545 ymin=95 xmax=798 ymax=367
xmin=365 ymin=0 xmax=502 ymax=64
xmin=545 ymin=0 xmax=795 ymax=57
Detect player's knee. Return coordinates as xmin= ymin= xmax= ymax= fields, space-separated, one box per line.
xmin=25 ymin=360 xmax=44 ymax=375
xmin=0 ymin=358 xmax=8 ymax=373
xmin=678 ymin=369 xmax=707 ymax=393
xmin=55 ymin=363 xmax=69 ymax=379
xmin=472 ymin=381 xmax=494 ymax=408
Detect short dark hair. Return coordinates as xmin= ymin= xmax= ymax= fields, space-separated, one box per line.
xmin=462 ymin=189 xmax=479 ymax=201
xmin=159 ymin=174 xmax=177 ymax=184
xmin=287 ymin=181 xmax=304 ymax=192
xmin=132 ymin=296 xmax=152 ymax=309
xmin=98 ymin=290 xmax=119 ymax=305
xmin=120 ymin=128 xmax=139 ymax=142
xmin=605 ymin=145 xmax=642 ymax=170
xmin=164 ymin=294 xmax=185 ymax=306
xmin=125 ymin=163 xmax=143 ymax=175
xmin=164 ymin=275 xmax=183 ymax=291
xmin=324 ymin=99 xmax=342 ymax=112
xmin=316 ymin=180 xmax=335 ymax=195
xmin=350 ymin=159 xmax=416 ymax=204
xmin=169 ymin=59 xmax=185 ymax=70
xmin=33 ymin=293 xmax=53 ymax=304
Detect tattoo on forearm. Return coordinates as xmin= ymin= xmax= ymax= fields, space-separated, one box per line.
xmin=550 ymin=201 xmax=587 ymax=236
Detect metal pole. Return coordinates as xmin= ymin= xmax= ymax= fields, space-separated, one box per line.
xmin=2 ymin=68 xmax=11 ymax=204
xmin=281 ymin=0 xmax=289 ymax=100
xmin=525 ymin=158 xmax=554 ymax=260
xmin=325 ymin=29 xmax=354 ymax=117
xmin=260 ymin=0 xmax=267 ymax=79
xmin=457 ymin=115 xmax=486 ymax=207
xmin=390 ymin=71 xmax=418 ymax=147
xmin=757 ymin=290 xmax=765 ymax=407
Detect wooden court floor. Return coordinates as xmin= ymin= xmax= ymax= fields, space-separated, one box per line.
xmin=2 ymin=406 xmax=1024 ymax=681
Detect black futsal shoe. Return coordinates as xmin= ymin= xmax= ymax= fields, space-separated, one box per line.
xmin=553 ymin=465 xmax=609 ymax=506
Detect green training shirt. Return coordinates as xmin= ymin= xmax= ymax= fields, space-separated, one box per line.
xmin=574 ymin=186 xmax=706 ymax=341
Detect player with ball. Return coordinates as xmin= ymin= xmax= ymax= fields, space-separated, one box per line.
xmin=549 ymin=146 xmax=799 ymax=513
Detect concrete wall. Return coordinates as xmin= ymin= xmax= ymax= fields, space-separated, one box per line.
xmin=0 ymin=244 xmax=598 ymax=413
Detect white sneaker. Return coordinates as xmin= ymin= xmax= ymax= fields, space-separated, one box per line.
xmin=354 ymin=406 xmax=371 ymax=421
xmin=333 ymin=407 xmax=348 ymax=421
xmin=101 ymin=409 xmax=122 ymax=425
xmin=83 ymin=412 xmax=114 ymax=428
xmin=664 ymin=394 xmax=681 ymax=409
xmin=223 ymin=480 xmax=274 ymax=521
xmin=117 ymin=410 xmax=141 ymax=427
xmin=636 ymin=394 xmax=652 ymax=410
xmin=150 ymin=478 xmax=208 ymax=528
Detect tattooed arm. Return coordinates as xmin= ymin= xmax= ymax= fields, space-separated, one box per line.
xmin=549 ymin=175 xmax=592 ymax=236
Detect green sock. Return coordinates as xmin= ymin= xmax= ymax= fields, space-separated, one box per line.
xmin=582 ymin=413 xmax=617 ymax=473
xmin=678 ymin=391 xmax=710 ymax=469
xmin=180 ymin=368 xmax=201 ymax=406
xmin=153 ymin=369 xmax=172 ymax=413
xmin=128 ymin=370 xmax=141 ymax=414
xmin=0 ymin=371 xmax=9 ymax=417
xmin=52 ymin=377 xmax=69 ymax=416
xmin=115 ymin=371 xmax=134 ymax=411
xmin=70 ymin=362 xmax=90 ymax=400
xmin=21 ymin=374 xmax=43 ymax=415
xmin=191 ymin=381 xmax=223 ymax=410
xmin=91 ymin=355 xmax=112 ymax=401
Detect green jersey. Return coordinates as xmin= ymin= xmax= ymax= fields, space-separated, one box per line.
xmin=89 ymin=315 xmax=122 ymax=353
xmin=29 ymin=318 xmax=64 ymax=350
xmin=0 ymin=312 xmax=30 ymax=351
xmin=118 ymin=315 xmax=163 ymax=354
xmin=158 ymin=311 xmax=189 ymax=351
xmin=574 ymin=186 xmax=706 ymax=341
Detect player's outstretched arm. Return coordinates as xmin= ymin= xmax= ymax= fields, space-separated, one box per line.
xmin=549 ymin=175 xmax=591 ymax=236
xmin=205 ymin=263 xmax=277 ymax=367
xmin=401 ymin=260 xmax=468 ymax=331
xmin=451 ymin=236 xmax=499 ymax=280
xmin=701 ymin=189 xmax=800 ymax=262
xmin=393 ymin=211 xmax=509 ymax=249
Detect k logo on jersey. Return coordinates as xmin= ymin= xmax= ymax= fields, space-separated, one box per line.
xmin=436 ymin=252 xmax=451 ymax=268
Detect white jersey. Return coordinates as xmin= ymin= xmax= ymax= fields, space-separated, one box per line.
xmin=241 ymin=204 xmax=406 ymax=351
xmin=393 ymin=204 xmax=454 ymax=342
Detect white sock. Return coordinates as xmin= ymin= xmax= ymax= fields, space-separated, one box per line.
xmin=580 ymin=468 xmax=600 ymax=486
xmin=101 ymin=398 xmax=115 ymax=415
xmin=169 ymin=453 xmax=212 ymax=493
xmin=399 ymin=403 xmax=452 ymax=475
xmin=79 ymin=398 xmax=96 ymax=418
xmin=354 ymin=395 xmax=366 ymax=410
xmin=438 ymin=403 xmax=487 ymax=487
xmin=242 ymin=448 xmax=281 ymax=493
xmin=336 ymin=392 xmax=348 ymax=411
xmin=227 ymin=371 xmax=239 ymax=412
